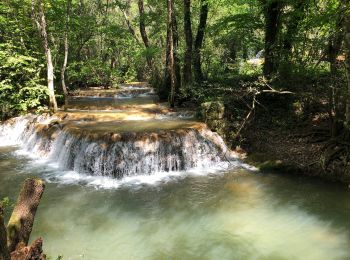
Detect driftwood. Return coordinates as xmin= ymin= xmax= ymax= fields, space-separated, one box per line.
xmin=0 ymin=206 xmax=10 ymax=260
xmin=10 ymin=238 xmax=45 ymax=260
xmin=6 ymin=178 xmax=45 ymax=253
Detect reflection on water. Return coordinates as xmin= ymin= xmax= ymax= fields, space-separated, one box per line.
xmin=67 ymin=119 xmax=204 ymax=133
xmin=66 ymin=96 xmax=158 ymax=110
xmin=1 ymin=147 xmax=350 ymax=259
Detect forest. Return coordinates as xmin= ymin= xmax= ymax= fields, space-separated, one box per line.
xmin=1 ymin=0 xmax=350 ymax=179
xmin=1 ymin=0 xmax=350 ymax=259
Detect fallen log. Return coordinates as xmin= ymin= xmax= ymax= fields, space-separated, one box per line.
xmin=6 ymin=178 xmax=45 ymax=253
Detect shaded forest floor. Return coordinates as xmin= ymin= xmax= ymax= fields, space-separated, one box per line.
xmin=193 ymin=72 xmax=350 ymax=183
xmin=242 ymin=122 xmax=326 ymax=178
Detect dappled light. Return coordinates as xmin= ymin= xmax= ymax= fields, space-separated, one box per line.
xmin=1 ymin=0 xmax=350 ymax=259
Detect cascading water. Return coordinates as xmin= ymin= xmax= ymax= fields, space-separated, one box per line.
xmin=2 ymin=84 xmax=350 ymax=260
xmin=0 ymin=84 xmax=238 ymax=180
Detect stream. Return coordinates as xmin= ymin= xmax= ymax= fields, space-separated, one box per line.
xmin=1 ymin=84 xmax=350 ymax=259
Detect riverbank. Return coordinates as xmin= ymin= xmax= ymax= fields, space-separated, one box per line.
xmin=193 ymin=76 xmax=350 ymax=185
xmin=235 ymin=112 xmax=350 ymax=184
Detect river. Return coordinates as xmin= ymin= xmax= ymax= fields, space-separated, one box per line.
xmin=1 ymin=84 xmax=350 ymax=259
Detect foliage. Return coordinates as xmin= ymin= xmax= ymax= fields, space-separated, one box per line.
xmin=0 ymin=197 xmax=10 ymax=210
xmin=0 ymin=43 xmax=48 ymax=120
xmin=0 ymin=0 xmax=349 ymax=139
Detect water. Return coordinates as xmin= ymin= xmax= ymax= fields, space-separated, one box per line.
xmin=0 ymin=115 xmax=234 ymax=178
xmin=1 ymin=84 xmax=350 ymax=259
xmin=1 ymin=147 xmax=350 ymax=259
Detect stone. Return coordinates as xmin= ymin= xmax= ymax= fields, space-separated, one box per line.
xmin=200 ymin=101 xmax=225 ymax=120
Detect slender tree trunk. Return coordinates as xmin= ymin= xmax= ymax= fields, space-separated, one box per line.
xmin=329 ymin=2 xmax=344 ymax=75
xmin=167 ymin=0 xmax=176 ymax=108
xmin=344 ymin=3 xmax=350 ymax=125
xmin=263 ymin=0 xmax=282 ymax=76
xmin=328 ymin=4 xmax=344 ymax=135
xmin=138 ymin=2 xmax=149 ymax=48
xmin=61 ymin=0 xmax=71 ymax=104
xmin=7 ymin=178 xmax=45 ymax=253
xmin=193 ymin=0 xmax=208 ymax=83
xmin=283 ymin=0 xmax=306 ymax=57
xmin=183 ymin=0 xmax=193 ymax=84
xmin=173 ymin=4 xmax=181 ymax=96
xmin=118 ymin=1 xmax=142 ymax=46
xmin=32 ymin=0 xmax=58 ymax=112
xmin=138 ymin=0 xmax=153 ymax=68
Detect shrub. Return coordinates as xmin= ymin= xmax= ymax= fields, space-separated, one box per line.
xmin=0 ymin=43 xmax=48 ymax=120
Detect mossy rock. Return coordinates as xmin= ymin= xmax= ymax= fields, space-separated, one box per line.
xmin=200 ymin=101 xmax=225 ymax=120
xmin=246 ymin=153 xmax=300 ymax=174
xmin=206 ymin=119 xmax=226 ymax=135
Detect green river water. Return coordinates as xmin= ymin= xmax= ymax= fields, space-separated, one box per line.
xmin=1 ymin=145 xmax=350 ymax=259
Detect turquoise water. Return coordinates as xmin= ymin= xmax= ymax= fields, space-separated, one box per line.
xmin=1 ymin=146 xmax=350 ymax=259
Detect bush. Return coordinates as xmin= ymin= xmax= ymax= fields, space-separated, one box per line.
xmin=0 ymin=43 xmax=48 ymax=120
xmin=67 ymin=60 xmax=112 ymax=88
xmin=67 ymin=60 xmax=137 ymax=89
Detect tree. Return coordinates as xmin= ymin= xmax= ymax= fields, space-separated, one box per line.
xmin=7 ymin=179 xmax=45 ymax=252
xmin=193 ymin=0 xmax=208 ymax=83
xmin=167 ymin=0 xmax=177 ymax=107
xmin=282 ymin=0 xmax=307 ymax=58
xmin=138 ymin=0 xmax=152 ymax=68
xmin=263 ymin=0 xmax=282 ymax=76
xmin=61 ymin=0 xmax=72 ymax=103
xmin=32 ymin=0 xmax=58 ymax=112
xmin=344 ymin=1 xmax=350 ymax=125
xmin=183 ymin=0 xmax=193 ymax=84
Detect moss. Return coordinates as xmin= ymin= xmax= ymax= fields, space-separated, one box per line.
xmin=33 ymin=178 xmax=44 ymax=186
xmin=200 ymin=101 xmax=225 ymax=120
xmin=246 ymin=153 xmax=300 ymax=174
xmin=7 ymin=214 xmax=21 ymax=240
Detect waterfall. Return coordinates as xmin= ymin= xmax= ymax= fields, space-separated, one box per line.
xmin=0 ymin=114 xmax=237 ymax=179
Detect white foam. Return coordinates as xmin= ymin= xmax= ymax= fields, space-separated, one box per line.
xmin=26 ymin=158 xmax=252 ymax=190
xmin=1 ymin=114 xmax=256 ymax=189
xmin=114 ymin=94 xmax=134 ymax=99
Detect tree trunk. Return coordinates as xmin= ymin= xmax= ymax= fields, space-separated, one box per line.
xmin=138 ymin=0 xmax=153 ymax=69
xmin=329 ymin=2 xmax=344 ymax=75
xmin=283 ymin=0 xmax=306 ymax=57
xmin=138 ymin=0 xmax=149 ymax=49
xmin=183 ymin=0 xmax=193 ymax=84
xmin=118 ymin=1 xmax=142 ymax=46
xmin=328 ymin=3 xmax=344 ymax=135
xmin=10 ymin=238 xmax=46 ymax=260
xmin=7 ymin=178 xmax=45 ymax=253
xmin=173 ymin=4 xmax=181 ymax=98
xmin=263 ymin=0 xmax=282 ymax=76
xmin=0 ymin=207 xmax=10 ymax=260
xmin=61 ymin=0 xmax=71 ymax=104
xmin=167 ymin=0 xmax=176 ymax=108
xmin=32 ymin=0 xmax=58 ymax=112
xmin=344 ymin=3 xmax=350 ymax=125
xmin=193 ymin=0 xmax=208 ymax=83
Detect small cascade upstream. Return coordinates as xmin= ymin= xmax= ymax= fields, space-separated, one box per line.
xmin=0 ymin=83 xmax=239 ymax=180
